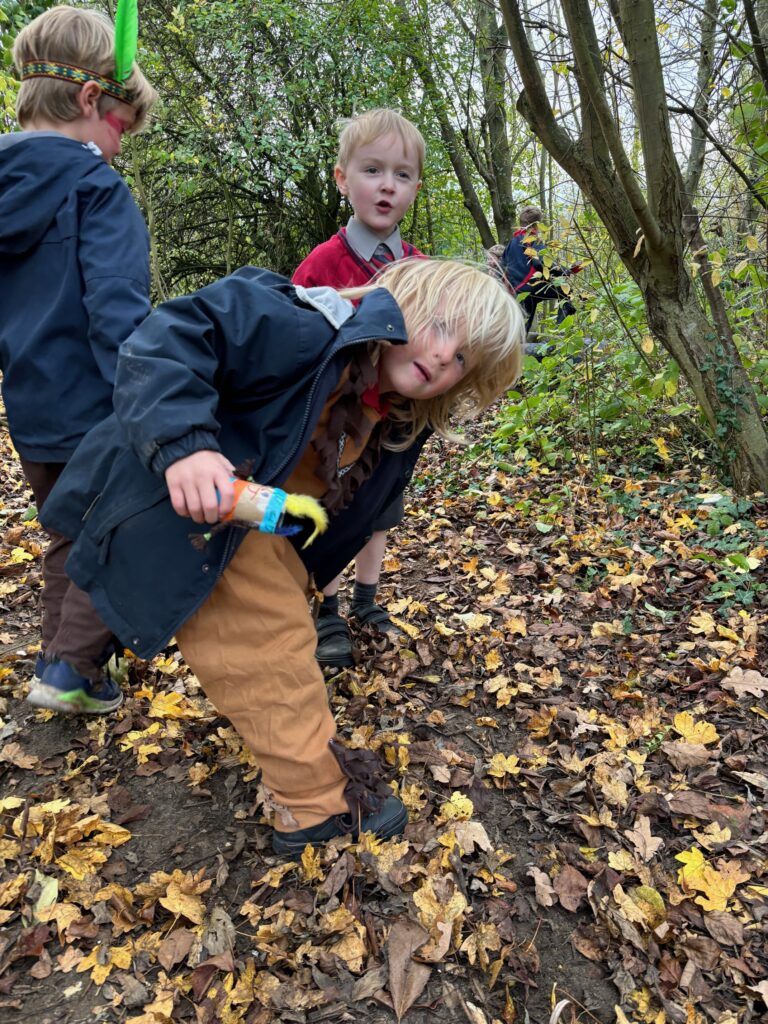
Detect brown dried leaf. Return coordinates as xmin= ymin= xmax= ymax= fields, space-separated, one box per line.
xmin=703 ymin=911 xmax=744 ymax=947
xmin=386 ymin=918 xmax=431 ymax=1022
xmin=157 ymin=927 xmax=195 ymax=972
xmin=527 ymin=866 xmax=556 ymax=907
xmin=623 ymin=816 xmax=664 ymax=862
xmin=720 ymin=667 xmax=768 ymax=698
xmin=661 ymin=741 xmax=712 ymax=770
xmin=553 ymin=865 xmax=588 ymax=912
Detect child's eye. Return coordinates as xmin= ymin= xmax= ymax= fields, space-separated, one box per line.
xmin=364 ymin=166 xmax=380 ymax=174
xmin=456 ymin=352 xmax=466 ymax=367
xmin=397 ymin=170 xmax=412 ymax=180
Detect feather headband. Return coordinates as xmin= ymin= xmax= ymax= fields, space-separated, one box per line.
xmin=21 ymin=0 xmax=139 ymax=102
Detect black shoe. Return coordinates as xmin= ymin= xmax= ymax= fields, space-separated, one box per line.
xmin=315 ymin=612 xmax=354 ymax=668
xmin=272 ymin=795 xmax=407 ymax=855
xmin=350 ymin=601 xmax=402 ymax=635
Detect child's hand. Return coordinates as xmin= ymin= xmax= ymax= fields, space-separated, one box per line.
xmin=165 ymin=450 xmax=236 ymax=524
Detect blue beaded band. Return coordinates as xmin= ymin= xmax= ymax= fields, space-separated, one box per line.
xmin=259 ymin=488 xmax=287 ymax=534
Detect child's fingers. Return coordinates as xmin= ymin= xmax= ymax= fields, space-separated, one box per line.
xmin=165 ymin=450 xmax=234 ymax=523
xmin=167 ymin=482 xmax=190 ymax=520
xmin=214 ymin=470 xmax=236 ymax=520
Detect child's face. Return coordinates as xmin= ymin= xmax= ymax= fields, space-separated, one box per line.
xmin=86 ymin=99 xmax=136 ymax=163
xmin=378 ymin=312 xmax=468 ymax=399
xmin=335 ymin=133 xmax=421 ymax=240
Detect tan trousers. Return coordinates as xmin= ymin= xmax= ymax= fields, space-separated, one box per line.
xmin=177 ymin=532 xmax=348 ymax=830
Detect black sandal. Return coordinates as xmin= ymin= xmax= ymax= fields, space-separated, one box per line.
xmin=315 ymin=613 xmax=354 ymax=668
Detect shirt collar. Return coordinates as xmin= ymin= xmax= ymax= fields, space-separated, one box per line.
xmin=346 ymin=217 xmax=404 ymax=262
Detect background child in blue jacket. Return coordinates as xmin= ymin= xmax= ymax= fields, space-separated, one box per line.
xmin=0 ymin=6 xmax=157 ymax=714
xmin=41 ymin=259 xmax=525 ymax=854
xmin=501 ymin=205 xmax=582 ymax=331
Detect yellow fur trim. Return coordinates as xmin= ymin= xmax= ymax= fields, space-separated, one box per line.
xmin=284 ymin=493 xmax=328 ymax=548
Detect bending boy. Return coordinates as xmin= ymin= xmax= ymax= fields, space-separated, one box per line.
xmin=41 ymin=260 xmax=524 ymax=854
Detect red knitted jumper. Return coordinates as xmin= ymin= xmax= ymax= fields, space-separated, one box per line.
xmin=292 ymin=228 xmax=425 ymax=289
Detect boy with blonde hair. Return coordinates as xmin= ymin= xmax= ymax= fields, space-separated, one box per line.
xmin=0 ymin=4 xmax=158 ymax=714
xmin=293 ymin=108 xmax=427 ymax=668
xmin=41 ymin=259 xmax=524 ymax=853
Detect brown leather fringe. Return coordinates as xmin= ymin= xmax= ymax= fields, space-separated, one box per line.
xmin=312 ymin=350 xmax=390 ymax=515
xmin=329 ymin=738 xmax=391 ymax=820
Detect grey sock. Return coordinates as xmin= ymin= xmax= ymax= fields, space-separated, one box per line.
xmin=352 ymin=580 xmax=378 ymax=610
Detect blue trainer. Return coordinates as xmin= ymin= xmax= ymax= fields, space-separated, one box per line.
xmin=27 ymin=658 xmax=123 ymax=715
xmin=272 ymin=795 xmax=407 ymax=856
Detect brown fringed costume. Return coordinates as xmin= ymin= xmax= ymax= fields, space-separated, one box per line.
xmin=177 ymin=351 xmax=395 ymax=830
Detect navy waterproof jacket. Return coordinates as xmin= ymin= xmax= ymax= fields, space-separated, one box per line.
xmin=41 ymin=268 xmax=424 ymax=658
xmin=0 ymin=132 xmax=150 ymax=461
xmin=502 ymin=228 xmax=569 ymax=293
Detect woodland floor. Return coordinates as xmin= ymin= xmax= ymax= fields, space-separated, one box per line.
xmin=0 ymin=417 xmax=767 ymax=1024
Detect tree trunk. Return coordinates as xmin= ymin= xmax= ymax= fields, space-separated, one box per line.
xmin=498 ymin=0 xmax=768 ymax=493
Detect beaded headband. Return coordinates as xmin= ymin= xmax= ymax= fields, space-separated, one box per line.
xmin=20 ymin=0 xmax=138 ymax=104
xmin=21 ymin=60 xmax=134 ymax=102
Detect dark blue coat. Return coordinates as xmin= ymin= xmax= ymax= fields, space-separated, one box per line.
xmin=41 ymin=268 xmax=422 ymax=659
xmin=0 ymin=132 xmax=150 ymax=461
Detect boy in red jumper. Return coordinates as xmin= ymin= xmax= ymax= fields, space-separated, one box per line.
xmin=293 ymin=109 xmax=426 ymax=669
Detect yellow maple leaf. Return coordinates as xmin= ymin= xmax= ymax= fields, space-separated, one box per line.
xmin=148 ymin=691 xmax=204 ymax=720
xmin=76 ymin=942 xmax=132 ymax=984
xmin=527 ymin=706 xmax=557 ymax=738
xmin=485 ymin=650 xmax=502 ymax=672
xmin=653 ymin=437 xmax=671 ymax=461
xmin=676 ymin=848 xmax=748 ymax=911
xmin=673 ymin=711 xmax=719 ymax=745
xmin=438 ymin=792 xmax=474 ymax=822
xmin=391 ymin=616 xmax=420 ymax=639
xmin=300 ymin=845 xmax=325 ymax=882
xmin=0 ymin=873 xmax=28 ymax=909
xmin=608 ymin=849 xmax=638 ymax=873
xmin=487 ymin=753 xmax=520 ymax=778
xmin=329 ymin=928 xmax=367 ymax=973
xmin=55 ymin=844 xmax=108 ymax=880
xmin=455 ymin=612 xmax=492 ymax=631
xmin=692 ymin=823 xmax=731 ymax=850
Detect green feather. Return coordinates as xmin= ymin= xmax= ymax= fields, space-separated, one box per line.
xmin=113 ymin=0 xmax=138 ymax=82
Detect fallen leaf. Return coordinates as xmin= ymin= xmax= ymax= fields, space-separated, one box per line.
xmin=386 ymin=918 xmax=431 ymax=1022
xmin=624 ymin=816 xmax=664 ymax=862
xmin=527 ymin=867 xmax=556 ymax=907
xmin=553 ymin=865 xmax=588 ymax=912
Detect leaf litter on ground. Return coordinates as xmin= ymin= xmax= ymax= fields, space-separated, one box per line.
xmin=0 ymin=416 xmax=766 ymax=1024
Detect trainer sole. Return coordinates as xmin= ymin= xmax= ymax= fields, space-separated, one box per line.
xmin=26 ymin=682 xmax=123 ymax=716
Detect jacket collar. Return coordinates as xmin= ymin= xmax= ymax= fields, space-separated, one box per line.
xmin=336 ymin=287 xmax=408 ymax=348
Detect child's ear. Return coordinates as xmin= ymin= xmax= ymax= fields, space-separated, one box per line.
xmin=334 ymin=164 xmax=348 ymax=196
xmin=76 ymin=81 xmax=102 ymax=119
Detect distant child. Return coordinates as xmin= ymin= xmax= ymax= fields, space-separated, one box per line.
xmin=293 ymin=109 xmax=426 ymax=669
xmin=501 ymin=205 xmax=582 ymax=332
xmin=0 ymin=5 xmax=158 ymax=713
xmin=41 ymin=259 xmax=525 ymax=854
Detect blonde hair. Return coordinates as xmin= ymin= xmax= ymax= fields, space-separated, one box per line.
xmin=337 ymin=108 xmax=425 ymax=176
xmin=341 ymin=259 xmax=524 ymax=449
xmin=13 ymin=6 xmax=158 ymax=130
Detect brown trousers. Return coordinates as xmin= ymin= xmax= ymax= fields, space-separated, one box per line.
xmin=20 ymin=458 xmax=114 ymax=678
xmin=177 ymin=532 xmax=348 ymax=831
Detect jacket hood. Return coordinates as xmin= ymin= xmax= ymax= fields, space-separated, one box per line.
xmin=0 ymin=132 xmax=104 ymax=254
